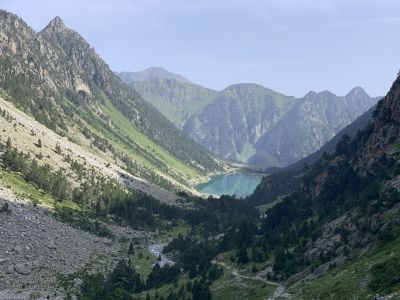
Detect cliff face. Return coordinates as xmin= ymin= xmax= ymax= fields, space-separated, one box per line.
xmin=123 ymin=69 xmax=378 ymax=167
xmin=356 ymin=78 xmax=400 ymax=172
xmin=250 ymin=88 xmax=379 ymax=167
xmin=183 ymin=84 xmax=295 ymax=162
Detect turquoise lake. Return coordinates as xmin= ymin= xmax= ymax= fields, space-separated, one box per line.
xmin=196 ymin=172 xmax=265 ymax=198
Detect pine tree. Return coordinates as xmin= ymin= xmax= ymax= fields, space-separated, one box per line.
xmin=128 ymin=241 xmax=134 ymax=256
xmin=37 ymin=139 xmax=42 ymax=148
xmin=6 ymin=137 xmax=11 ymax=149
xmin=55 ymin=142 xmax=62 ymax=154
xmin=238 ymin=246 xmax=249 ymax=264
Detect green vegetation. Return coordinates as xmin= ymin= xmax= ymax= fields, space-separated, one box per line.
xmin=55 ymin=207 xmax=113 ymax=238
xmin=0 ymin=167 xmax=55 ymax=208
xmin=130 ymin=246 xmax=157 ymax=279
xmin=212 ymin=277 xmax=274 ymax=300
xmin=2 ymin=142 xmax=71 ymax=201
xmin=246 ymin=169 xmax=302 ymax=207
xmin=128 ymin=76 xmax=218 ymax=129
xmin=255 ymin=195 xmax=285 ymax=214
xmin=77 ymin=255 xmax=212 ymax=300
xmin=294 ymin=239 xmax=400 ymax=299
xmin=369 ymin=255 xmax=400 ymax=295
xmin=102 ymin=97 xmax=197 ymax=178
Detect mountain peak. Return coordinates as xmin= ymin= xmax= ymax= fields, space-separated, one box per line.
xmin=346 ymin=86 xmax=369 ymax=98
xmin=43 ymin=16 xmax=66 ymax=31
xmin=304 ymin=90 xmax=317 ymax=98
xmin=117 ymin=67 xmax=193 ymax=85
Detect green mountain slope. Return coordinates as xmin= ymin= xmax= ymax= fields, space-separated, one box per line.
xmin=129 ymin=77 xmax=217 ymax=129
xmin=0 ymin=11 xmax=222 ymax=193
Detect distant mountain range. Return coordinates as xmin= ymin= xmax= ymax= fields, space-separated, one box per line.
xmin=118 ymin=68 xmax=380 ymax=168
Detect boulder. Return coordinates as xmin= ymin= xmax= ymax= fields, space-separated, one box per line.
xmin=14 ymin=245 xmax=23 ymax=253
xmin=13 ymin=263 xmax=31 ymax=275
xmin=47 ymin=241 xmax=57 ymax=250
xmin=73 ymin=278 xmax=83 ymax=288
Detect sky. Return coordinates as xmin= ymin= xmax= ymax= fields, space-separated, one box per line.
xmin=1 ymin=0 xmax=400 ymax=97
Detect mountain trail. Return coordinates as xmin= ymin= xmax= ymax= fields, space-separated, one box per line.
xmin=214 ymin=261 xmax=292 ymax=299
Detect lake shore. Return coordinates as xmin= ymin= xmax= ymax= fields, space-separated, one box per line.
xmin=195 ymin=171 xmax=265 ymax=198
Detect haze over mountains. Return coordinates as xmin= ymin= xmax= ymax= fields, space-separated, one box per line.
xmin=1 ymin=8 xmax=400 ymax=300
xmin=118 ymin=68 xmax=379 ymax=168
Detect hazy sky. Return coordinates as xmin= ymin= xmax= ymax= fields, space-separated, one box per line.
xmin=2 ymin=0 xmax=400 ymax=97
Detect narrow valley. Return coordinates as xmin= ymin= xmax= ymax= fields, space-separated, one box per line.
xmin=0 ymin=3 xmax=399 ymax=300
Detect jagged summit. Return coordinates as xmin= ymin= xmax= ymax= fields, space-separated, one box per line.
xmin=42 ymin=16 xmax=66 ymax=31
xmin=303 ymin=87 xmax=370 ymax=99
xmin=346 ymin=86 xmax=370 ymax=98
xmin=0 ymin=9 xmax=20 ymax=20
xmin=304 ymin=90 xmax=317 ymax=98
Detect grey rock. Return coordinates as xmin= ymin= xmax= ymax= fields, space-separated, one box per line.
xmin=47 ymin=241 xmax=57 ymax=250
xmin=73 ymin=278 xmax=83 ymax=288
xmin=14 ymin=245 xmax=23 ymax=253
xmin=13 ymin=263 xmax=31 ymax=275
xmin=6 ymin=265 xmax=14 ymax=274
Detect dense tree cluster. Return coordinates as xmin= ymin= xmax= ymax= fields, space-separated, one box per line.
xmin=1 ymin=142 xmax=71 ymax=201
xmin=79 ymin=259 xmax=211 ymax=300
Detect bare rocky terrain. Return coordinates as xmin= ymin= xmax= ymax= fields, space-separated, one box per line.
xmin=0 ymin=187 xmax=146 ymax=300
